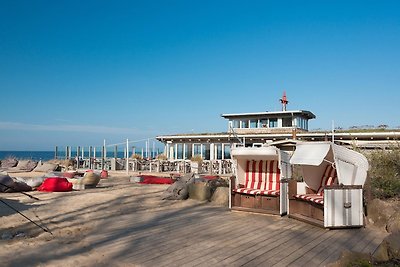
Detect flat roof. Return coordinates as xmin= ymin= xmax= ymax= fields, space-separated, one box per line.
xmin=221 ymin=110 xmax=316 ymax=120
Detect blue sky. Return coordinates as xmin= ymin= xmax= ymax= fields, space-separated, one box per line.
xmin=0 ymin=0 xmax=399 ymax=150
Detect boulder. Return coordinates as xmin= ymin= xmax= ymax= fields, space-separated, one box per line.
xmin=188 ymin=182 xmax=212 ymax=201
xmin=386 ymin=233 xmax=400 ymax=260
xmin=210 ymin=187 xmax=229 ymax=206
xmin=387 ymin=211 xmax=400 ymax=234
xmin=367 ymin=199 xmax=397 ymax=229
xmin=373 ymin=241 xmax=390 ymax=262
xmin=161 ymin=174 xmax=194 ymax=200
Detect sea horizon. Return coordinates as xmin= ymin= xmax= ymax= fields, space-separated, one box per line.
xmin=0 ymin=150 xmax=159 ymax=162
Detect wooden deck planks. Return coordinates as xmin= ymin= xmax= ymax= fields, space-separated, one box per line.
xmin=219 ymin=223 xmax=314 ymax=266
xmin=100 ymin=188 xmax=387 ymax=267
xmin=182 ymin=218 xmax=294 ymax=267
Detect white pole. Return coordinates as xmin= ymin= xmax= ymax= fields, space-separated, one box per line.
xmin=145 ymin=140 xmax=148 ymax=159
xmin=104 ymin=139 xmax=106 ymax=159
xmin=332 ymin=120 xmax=335 ymax=143
xmin=126 ymin=139 xmax=129 ymax=175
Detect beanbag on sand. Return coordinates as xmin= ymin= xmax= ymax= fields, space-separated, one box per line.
xmin=37 ymin=177 xmax=72 ymax=192
xmin=139 ymin=175 xmax=173 ymax=185
xmin=81 ymin=172 xmax=100 ymax=187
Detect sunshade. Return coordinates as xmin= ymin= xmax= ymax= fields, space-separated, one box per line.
xmin=290 ymin=143 xmax=331 ymax=166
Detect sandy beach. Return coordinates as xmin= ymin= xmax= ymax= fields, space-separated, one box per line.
xmin=0 ymin=171 xmax=194 ymax=266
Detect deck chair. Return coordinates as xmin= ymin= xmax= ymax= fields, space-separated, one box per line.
xmin=289 ymin=141 xmax=368 ymax=228
xmin=229 ymin=145 xmax=292 ymax=216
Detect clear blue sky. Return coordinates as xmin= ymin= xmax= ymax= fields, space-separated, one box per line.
xmin=0 ymin=0 xmax=399 ymax=150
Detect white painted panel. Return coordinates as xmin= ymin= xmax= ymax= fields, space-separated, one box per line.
xmin=325 ymin=188 xmax=364 ymax=227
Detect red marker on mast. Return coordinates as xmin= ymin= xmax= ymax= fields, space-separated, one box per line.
xmin=280 ymin=91 xmax=289 ymax=111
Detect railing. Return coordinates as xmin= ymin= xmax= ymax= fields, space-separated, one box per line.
xmin=78 ymin=158 xmax=234 ymax=175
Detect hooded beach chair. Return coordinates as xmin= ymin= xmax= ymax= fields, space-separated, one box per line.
xmin=229 ymin=145 xmax=292 ymax=216
xmin=289 ymin=141 xmax=369 ymax=228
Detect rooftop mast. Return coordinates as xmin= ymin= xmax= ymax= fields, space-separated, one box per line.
xmin=280 ymin=91 xmax=289 ymax=111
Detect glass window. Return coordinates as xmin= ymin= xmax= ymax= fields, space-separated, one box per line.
xmin=203 ymin=144 xmax=210 ymax=160
xmin=216 ymin=144 xmax=223 ymax=160
xmin=224 ymin=144 xmax=231 ymax=159
xmin=250 ymin=119 xmax=257 ymax=128
xmin=185 ymin=144 xmax=192 ymax=159
xmin=232 ymin=120 xmax=240 ymax=128
xmin=282 ymin=117 xmax=292 ymax=127
xmin=193 ymin=144 xmax=202 ymax=157
xmin=241 ymin=120 xmax=249 ymax=128
xmin=260 ymin=119 xmax=268 ymax=128
xmin=177 ymin=144 xmax=183 ymax=159
xmin=269 ymin=118 xmax=278 ymax=128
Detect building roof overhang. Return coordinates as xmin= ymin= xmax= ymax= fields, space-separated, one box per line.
xmin=221 ymin=110 xmax=316 ymax=120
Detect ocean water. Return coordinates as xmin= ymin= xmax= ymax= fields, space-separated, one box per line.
xmin=0 ymin=151 xmax=159 ymax=162
xmin=0 ymin=151 xmax=56 ymax=161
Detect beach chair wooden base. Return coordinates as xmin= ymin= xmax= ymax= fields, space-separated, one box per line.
xmin=289 ymin=199 xmax=324 ymax=227
xmin=231 ymin=193 xmax=281 ymax=215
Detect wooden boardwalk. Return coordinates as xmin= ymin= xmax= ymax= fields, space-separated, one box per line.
xmin=1 ymin=180 xmax=387 ymax=266
xmin=83 ymin=185 xmax=386 ymax=267
xmin=114 ymin=206 xmax=385 ymax=267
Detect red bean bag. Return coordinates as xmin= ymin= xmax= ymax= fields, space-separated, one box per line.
xmin=139 ymin=175 xmax=173 ymax=185
xmin=202 ymin=175 xmax=219 ymax=180
xmin=37 ymin=177 xmax=73 ymax=192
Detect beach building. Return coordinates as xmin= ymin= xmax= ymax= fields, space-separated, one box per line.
xmin=156 ymin=92 xmax=400 ymax=160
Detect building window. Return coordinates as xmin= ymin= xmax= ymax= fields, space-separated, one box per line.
xmin=282 ymin=117 xmax=292 ymax=127
xmin=241 ymin=120 xmax=249 ymax=128
xmin=176 ymin=144 xmax=183 ymax=159
xmin=260 ymin=119 xmax=268 ymax=128
xmin=224 ymin=144 xmax=231 ymax=159
xmin=216 ymin=144 xmax=223 ymax=160
xmin=269 ymin=118 xmax=278 ymax=128
xmin=185 ymin=144 xmax=192 ymax=159
xmin=232 ymin=120 xmax=240 ymax=128
xmin=203 ymin=144 xmax=210 ymax=160
xmin=193 ymin=144 xmax=202 ymax=157
xmin=250 ymin=119 xmax=257 ymax=128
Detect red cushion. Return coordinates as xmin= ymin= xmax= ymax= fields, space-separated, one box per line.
xmin=233 ymin=188 xmax=280 ymax=196
xmin=259 ymin=189 xmax=280 ymax=196
xmin=233 ymin=188 xmax=261 ymax=195
xmin=139 ymin=175 xmax=173 ymax=184
xmin=295 ymin=194 xmax=324 ymax=204
xmin=244 ymin=160 xmax=280 ymax=191
xmin=316 ymin=165 xmax=337 ymax=196
xmin=38 ymin=177 xmax=73 ymax=192
xmin=202 ymin=175 xmax=219 ymax=180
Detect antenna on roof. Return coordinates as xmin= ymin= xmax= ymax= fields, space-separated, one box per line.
xmin=280 ymin=91 xmax=289 ymax=111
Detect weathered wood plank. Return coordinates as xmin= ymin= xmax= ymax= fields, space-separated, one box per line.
xmin=240 ymin=223 xmax=323 ymax=266
xmin=180 ymin=218 xmax=294 ymax=267
xmin=219 ymin=222 xmax=314 ymax=266
xmin=316 ymin=228 xmax=374 ymax=266
xmin=124 ymin=209 xmax=242 ymax=263
xmin=148 ymin=214 xmax=286 ymax=266
xmin=285 ymin=228 xmax=349 ymax=267
xmin=272 ymin=229 xmax=336 ymax=266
